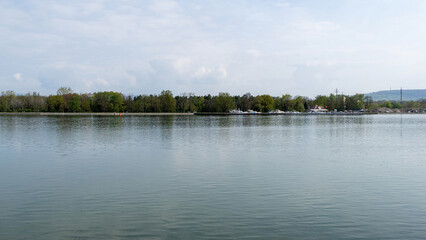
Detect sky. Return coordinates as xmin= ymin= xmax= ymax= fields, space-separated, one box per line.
xmin=1 ymin=0 xmax=426 ymax=97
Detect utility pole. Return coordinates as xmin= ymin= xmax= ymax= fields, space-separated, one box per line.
xmin=335 ymin=88 xmax=338 ymax=111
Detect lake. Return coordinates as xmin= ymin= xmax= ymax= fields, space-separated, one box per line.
xmin=1 ymin=114 xmax=426 ymax=239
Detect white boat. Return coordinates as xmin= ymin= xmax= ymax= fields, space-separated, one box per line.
xmin=229 ymin=109 xmax=247 ymax=114
xmin=268 ymin=109 xmax=285 ymax=114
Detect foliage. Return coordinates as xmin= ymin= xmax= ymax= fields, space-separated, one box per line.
xmin=275 ymin=94 xmax=295 ymax=111
xmin=236 ymin=93 xmax=253 ymax=111
xmin=92 ymin=91 xmax=124 ymax=112
xmin=381 ymin=101 xmax=393 ymax=109
xmin=48 ymin=95 xmax=64 ymax=112
xmin=57 ymin=87 xmax=72 ymax=96
xmin=213 ymin=92 xmax=236 ymax=112
xmin=80 ymin=94 xmax=92 ymax=112
xmin=1 ymin=88 xmax=423 ymax=113
xmin=345 ymin=94 xmax=365 ymax=110
xmin=294 ymin=96 xmax=305 ymax=112
xmin=69 ymin=94 xmax=82 ymax=112
xmin=176 ymin=93 xmax=204 ymax=112
xmin=253 ymin=95 xmax=274 ymax=112
xmin=159 ymin=90 xmax=176 ymax=112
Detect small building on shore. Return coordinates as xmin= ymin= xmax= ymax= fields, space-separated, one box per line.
xmin=309 ymin=105 xmax=328 ymax=113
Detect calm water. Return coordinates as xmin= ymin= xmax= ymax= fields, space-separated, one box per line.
xmin=1 ymin=114 xmax=426 ymax=239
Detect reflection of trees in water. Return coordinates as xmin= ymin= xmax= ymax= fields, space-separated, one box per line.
xmin=217 ymin=116 xmax=233 ymax=128
xmin=54 ymin=116 xmax=127 ymax=154
xmin=215 ymin=116 xmax=278 ymax=128
xmin=319 ymin=115 xmax=366 ymax=125
xmin=92 ymin=116 xmax=124 ymax=130
xmin=203 ymin=115 xmax=308 ymax=128
xmin=55 ymin=117 xmax=94 ymax=153
xmin=400 ymin=114 xmax=403 ymax=140
xmin=51 ymin=115 xmax=373 ymax=153
xmin=159 ymin=116 xmax=174 ymax=128
xmin=325 ymin=116 xmax=369 ymax=139
xmin=159 ymin=116 xmax=174 ymax=142
xmin=124 ymin=116 xmax=176 ymax=145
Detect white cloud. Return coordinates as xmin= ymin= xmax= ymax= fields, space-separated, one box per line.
xmin=246 ymin=49 xmax=261 ymax=57
xmin=148 ymin=0 xmax=182 ymax=13
xmin=275 ymin=1 xmax=291 ymax=8
xmin=192 ymin=67 xmax=212 ymax=78
xmin=192 ymin=66 xmax=227 ymax=80
xmin=172 ymin=58 xmax=192 ymax=74
xmin=1 ymin=0 xmax=426 ymax=96
xmin=217 ymin=66 xmax=227 ymax=78
xmin=13 ymin=73 xmax=21 ymax=80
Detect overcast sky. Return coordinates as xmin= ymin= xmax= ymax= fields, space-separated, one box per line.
xmin=1 ymin=0 xmax=426 ymax=97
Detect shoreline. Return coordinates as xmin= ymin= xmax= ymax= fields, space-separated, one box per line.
xmin=0 ymin=112 xmax=423 ymax=116
xmin=0 ymin=112 xmax=194 ymax=116
xmin=0 ymin=112 xmax=400 ymax=116
xmin=1 ymin=112 xmax=423 ymax=116
xmin=194 ymin=112 xmax=377 ymax=116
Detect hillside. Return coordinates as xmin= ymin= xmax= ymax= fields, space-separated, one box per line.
xmin=366 ymin=89 xmax=426 ymax=101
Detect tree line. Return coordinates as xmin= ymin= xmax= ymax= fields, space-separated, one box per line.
xmin=0 ymin=87 xmax=425 ymax=113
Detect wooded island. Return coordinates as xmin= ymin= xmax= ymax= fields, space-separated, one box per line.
xmin=0 ymin=87 xmax=425 ymax=113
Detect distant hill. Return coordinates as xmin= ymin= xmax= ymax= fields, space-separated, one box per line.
xmin=366 ymin=89 xmax=426 ymax=101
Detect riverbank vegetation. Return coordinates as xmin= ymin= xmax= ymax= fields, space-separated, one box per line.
xmin=0 ymin=88 xmax=425 ymax=113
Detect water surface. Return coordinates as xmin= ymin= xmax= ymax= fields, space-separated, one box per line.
xmin=1 ymin=115 xmax=426 ymax=239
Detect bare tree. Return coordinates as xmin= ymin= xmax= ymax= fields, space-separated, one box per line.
xmin=57 ymin=87 xmax=72 ymax=96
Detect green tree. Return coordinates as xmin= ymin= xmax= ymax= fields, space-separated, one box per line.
xmin=392 ymin=102 xmax=402 ymax=109
xmin=1 ymin=91 xmax=24 ymax=112
xmin=159 ymin=90 xmax=176 ymax=112
xmin=294 ymin=96 xmax=305 ymax=112
xmin=346 ymin=94 xmax=365 ymax=110
xmin=110 ymin=92 xmax=125 ymax=112
xmin=368 ymin=102 xmax=379 ymax=112
xmin=381 ymin=101 xmax=393 ymax=109
xmin=237 ymin=93 xmax=253 ymax=111
xmin=47 ymin=95 xmax=64 ymax=112
xmin=404 ymin=101 xmax=421 ymax=109
xmin=149 ymin=95 xmax=161 ymax=112
xmin=123 ymin=95 xmax=134 ymax=112
xmin=192 ymin=96 xmax=205 ymax=112
xmin=176 ymin=93 xmax=200 ymax=112
xmin=80 ymin=94 xmax=92 ymax=112
xmin=0 ymin=100 xmax=9 ymax=112
xmin=327 ymin=94 xmax=337 ymax=111
xmin=202 ymin=94 xmax=215 ymax=112
xmin=313 ymin=95 xmax=329 ymax=108
xmin=92 ymin=92 xmax=124 ymax=112
xmin=275 ymin=94 xmax=295 ymax=111
xmin=69 ymin=94 xmax=82 ymax=112
xmin=214 ymin=92 xmax=236 ymax=112
xmin=0 ymin=91 xmax=13 ymax=112
xmin=133 ymin=95 xmax=149 ymax=112
xmin=253 ymin=95 xmax=275 ymax=112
